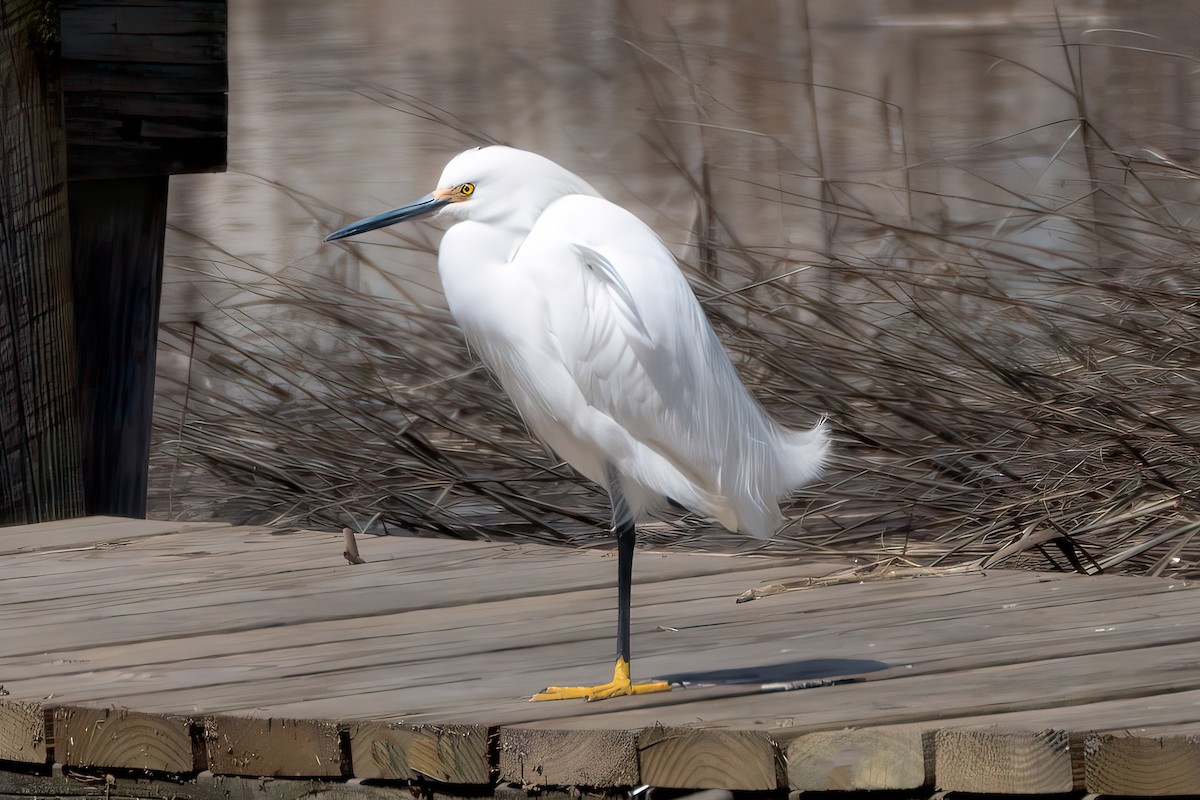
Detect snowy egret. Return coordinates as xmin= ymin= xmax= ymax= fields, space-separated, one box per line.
xmin=325 ymin=146 xmax=828 ymax=701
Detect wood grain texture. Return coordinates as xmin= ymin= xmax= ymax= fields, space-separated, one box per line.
xmin=0 ymin=0 xmax=86 ymax=525
xmin=1085 ymin=731 xmax=1200 ymax=795
xmin=638 ymin=728 xmax=781 ymax=790
xmin=0 ymin=516 xmax=227 ymax=556
xmin=0 ymin=701 xmax=47 ymax=763
xmin=55 ymin=706 xmax=196 ymax=772
xmin=202 ymin=716 xmax=343 ymax=778
xmin=0 ymin=518 xmax=1197 ymax=794
xmin=786 ymin=727 xmax=929 ymax=790
xmin=0 ymin=765 xmax=400 ymax=800
xmin=494 ymin=788 xmax=621 ymax=800
xmin=935 ymin=727 xmax=1073 ymax=793
xmin=60 ymin=1 xmax=227 ymax=60
xmin=348 ymin=721 xmax=489 ymax=783
xmin=500 ymin=728 xmax=638 ymax=787
xmin=60 ymin=0 xmax=227 ymax=179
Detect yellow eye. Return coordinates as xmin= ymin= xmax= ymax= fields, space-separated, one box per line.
xmin=460 ymin=183 xmax=475 ymax=196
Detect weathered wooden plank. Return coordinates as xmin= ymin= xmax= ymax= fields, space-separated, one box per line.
xmin=11 ymin=552 xmax=1167 ymax=669
xmin=0 ymin=564 xmax=840 ymax=718
xmin=59 ymin=0 xmax=227 ymax=179
xmin=1084 ymin=730 xmax=1200 ymax=795
xmin=0 ymin=545 xmax=1193 ymax=732
xmin=493 ymin=788 xmax=621 ymax=800
xmin=0 ymin=526 xmax=414 ymax=599
xmin=890 ymin=691 xmax=1200 ymax=743
xmin=55 ymin=705 xmax=197 ymax=772
xmin=0 ymin=700 xmax=47 ymax=763
xmin=637 ymin=728 xmax=781 ymax=791
xmin=0 ymin=528 xmax=795 ymax=606
xmin=786 ymin=727 xmax=929 ymax=791
xmin=63 ymin=95 xmax=227 ymax=180
xmin=499 ymin=728 xmax=638 ymax=788
xmin=0 ymin=541 xmax=811 ymax=655
xmin=3 ymin=563 xmax=1169 ymax=667
xmin=779 ymin=691 xmax=1200 ymax=791
xmin=61 ymin=61 xmax=227 ymax=94
xmin=64 ymin=141 xmax=228 ymax=180
xmin=528 ymin=637 xmax=1200 ymax=735
xmin=202 ymin=716 xmax=344 ymax=778
xmin=0 ymin=516 xmax=227 ymax=555
xmin=1 ymin=514 xmax=125 ymax=534
xmin=65 ymin=90 xmax=227 ymax=120
xmin=60 ymin=2 xmax=226 ymax=62
xmin=934 ymin=727 xmax=1074 ymax=793
xmin=348 ymin=721 xmax=489 ymax=783
xmin=0 ymin=764 xmax=399 ymax=800
xmin=0 ymin=517 xmax=1198 ymax=798
xmin=0 ymin=0 xmax=86 ymax=525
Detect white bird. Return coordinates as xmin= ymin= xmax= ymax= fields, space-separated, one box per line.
xmin=326 ymin=146 xmax=828 ymax=701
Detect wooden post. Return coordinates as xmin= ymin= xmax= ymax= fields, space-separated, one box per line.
xmin=0 ymin=0 xmax=86 ymax=524
xmin=69 ymin=176 xmax=169 ymax=517
xmin=58 ymin=0 xmax=227 ymax=517
xmin=1 ymin=1 xmax=225 ymax=524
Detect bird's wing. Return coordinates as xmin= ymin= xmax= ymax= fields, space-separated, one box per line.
xmin=572 ymin=244 xmax=652 ymax=343
xmin=510 ymin=194 xmax=785 ymax=530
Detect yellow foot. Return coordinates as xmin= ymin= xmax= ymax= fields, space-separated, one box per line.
xmin=531 ymin=657 xmax=671 ymax=702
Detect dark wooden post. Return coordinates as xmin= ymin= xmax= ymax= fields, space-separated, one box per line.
xmin=60 ymin=0 xmax=227 ymax=517
xmin=69 ymin=177 xmax=169 ymax=517
xmin=0 ymin=0 xmax=87 ymax=523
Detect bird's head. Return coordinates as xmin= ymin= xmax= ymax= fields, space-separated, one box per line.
xmin=324 ymin=146 xmax=600 ymax=242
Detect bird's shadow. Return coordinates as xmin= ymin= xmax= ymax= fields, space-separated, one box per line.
xmin=656 ymin=658 xmax=887 ymax=688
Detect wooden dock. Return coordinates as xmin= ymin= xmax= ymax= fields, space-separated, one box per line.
xmin=1 ymin=517 xmax=1198 ymax=796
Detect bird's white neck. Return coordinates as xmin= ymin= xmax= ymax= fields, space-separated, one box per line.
xmin=440 ymin=218 xmax=526 ymax=269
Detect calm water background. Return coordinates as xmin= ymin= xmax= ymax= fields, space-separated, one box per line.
xmin=162 ymin=0 xmax=1200 ymax=321
xmin=153 ymin=0 xmax=1200 ymax=524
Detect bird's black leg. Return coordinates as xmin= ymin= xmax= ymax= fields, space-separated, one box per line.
xmin=530 ymin=467 xmax=670 ymax=701
xmin=616 ymin=524 xmax=634 ymax=665
xmin=610 ymin=468 xmax=635 ymax=667
xmin=606 ymin=466 xmax=668 ymax=694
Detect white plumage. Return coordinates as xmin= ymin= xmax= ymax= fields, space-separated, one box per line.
xmin=432 ymin=147 xmax=828 ymax=537
xmin=326 ymin=145 xmax=827 ymax=700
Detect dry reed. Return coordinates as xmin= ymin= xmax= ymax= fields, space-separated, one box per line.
xmin=150 ymin=32 xmax=1200 ymax=580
